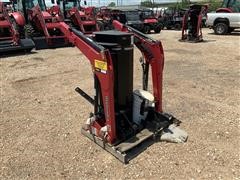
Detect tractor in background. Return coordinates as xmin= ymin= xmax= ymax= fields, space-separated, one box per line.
xmin=52 ymin=0 xmax=99 ymax=34
xmin=95 ymin=6 xmax=113 ymax=30
xmin=0 ymin=0 xmax=34 ymax=53
xmin=108 ymin=8 xmax=162 ymax=34
xmin=82 ymin=6 xmax=96 ymax=18
xmin=139 ymin=9 xmax=162 ymax=33
xmin=159 ymin=7 xmax=186 ymax=30
xmin=118 ymin=9 xmax=144 ymax=32
xmin=13 ymin=0 xmax=71 ymax=49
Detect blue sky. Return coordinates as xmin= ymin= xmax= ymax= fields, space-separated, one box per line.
xmin=86 ymin=0 xmax=181 ymax=6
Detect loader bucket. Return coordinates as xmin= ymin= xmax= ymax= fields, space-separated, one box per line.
xmin=0 ymin=38 xmax=35 ymax=54
xmin=32 ymin=36 xmax=71 ymax=50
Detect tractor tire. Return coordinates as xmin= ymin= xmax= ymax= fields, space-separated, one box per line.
xmin=97 ymin=21 xmax=104 ymax=31
xmin=174 ymin=23 xmax=181 ymax=30
xmin=158 ymin=23 xmax=164 ymax=30
xmin=143 ymin=25 xmax=151 ymax=34
xmin=11 ymin=17 xmax=25 ymax=38
xmin=24 ymin=24 xmax=36 ymax=38
xmin=154 ymin=25 xmax=161 ymax=33
xmin=105 ymin=24 xmax=114 ymax=30
xmin=166 ymin=26 xmax=171 ymax=30
xmin=214 ymin=22 xmax=228 ymax=35
xmin=201 ymin=20 xmax=207 ymax=28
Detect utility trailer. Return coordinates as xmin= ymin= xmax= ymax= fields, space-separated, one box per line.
xmin=139 ymin=9 xmax=162 ymax=33
xmin=158 ymin=7 xmax=186 ymax=30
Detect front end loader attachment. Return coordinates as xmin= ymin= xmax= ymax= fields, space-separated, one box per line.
xmin=0 ymin=38 xmax=35 ymax=54
xmin=56 ymin=21 xmax=188 ymax=163
xmin=72 ymin=26 xmax=188 ymax=163
xmin=180 ymin=4 xmax=208 ymax=43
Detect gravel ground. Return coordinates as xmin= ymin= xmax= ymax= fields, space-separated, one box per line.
xmin=0 ymin=29 xmax=240 ymax=179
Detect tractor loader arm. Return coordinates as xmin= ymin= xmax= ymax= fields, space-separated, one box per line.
xmin=58 ymin=22 xmax=117 ymax=143
xmin=28 ymin=5 xmax=50 ymax=37
xmin=0 ymin=1 xmax=19 ymax=43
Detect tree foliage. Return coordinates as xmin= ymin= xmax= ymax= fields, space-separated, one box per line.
xmin=141 ymin=0 xmax=153 ymax=7
xmin=108 ymin=2 xmax=116 ymax=7
xmin=140 ymin=0 xmax=222 ymax=12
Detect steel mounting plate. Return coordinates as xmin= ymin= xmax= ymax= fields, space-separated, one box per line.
xmin=81 ymin=128 xmax=156 ymax=164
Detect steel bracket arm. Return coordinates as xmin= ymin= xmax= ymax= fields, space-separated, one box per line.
xmin=58 ymin=22 xmax=117 ymax=143
xmin=113 ymin=20 xmax=164 ymax=112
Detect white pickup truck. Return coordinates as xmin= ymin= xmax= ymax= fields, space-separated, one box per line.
xmin=206 ymin=12 xmax=240 ymax=34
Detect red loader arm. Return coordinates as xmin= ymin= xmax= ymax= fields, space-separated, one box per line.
xmin=28 ymin=5 xmax=50 ymax=38
xmin=0 ymin=1 xmax=19 ymax=43
xmin=58 ymin=22 xmax=116 ymax=143
xmin=181 ymin=4 xmax=208 ymax=41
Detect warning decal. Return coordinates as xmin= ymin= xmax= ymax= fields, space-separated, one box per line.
xmin=95 ymin=60 xmax=107 ymax=72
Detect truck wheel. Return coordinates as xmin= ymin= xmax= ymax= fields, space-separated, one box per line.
xmin=143 ymin=26 xmax=151 ymax=34
xmin=97 ymin=21 xmax=104 ymax=31
xmin=174 ymin=23 xmax=181 ymax=30
xmin=11 ymin=17 xmax=25 ymax=39
xmin=214 ymin=22 xmax=228 ymax=35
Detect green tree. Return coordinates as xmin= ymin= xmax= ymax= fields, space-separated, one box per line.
xmin=141 ymin=0 xmax=153 ymax=7
xmin=167 ymin=0 xmax=222 ymax=12
xmin=108 ymin=2 xmax=116 ymax=7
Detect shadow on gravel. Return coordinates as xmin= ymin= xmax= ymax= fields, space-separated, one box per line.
xmin=0 ymin=51 xmax=37 ymax=59
xmin=208 ymin=31 xmax=240 ymax=36
xmin=201 ymin=39 xmax=217 ymax=43
xmin=178 ymin=39 xmax=216 ymax=43
xmin=165 ymin=49 xmax=201 ymax=54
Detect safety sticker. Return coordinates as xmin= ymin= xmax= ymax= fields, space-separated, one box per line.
xmin=95 ymin=60 xmax=107 ymax=73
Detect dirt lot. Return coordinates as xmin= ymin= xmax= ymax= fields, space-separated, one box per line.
xmin=1 ymin=29 xmax=240 ymax=179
